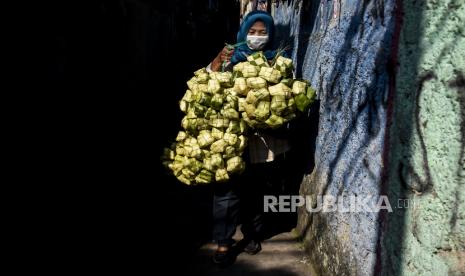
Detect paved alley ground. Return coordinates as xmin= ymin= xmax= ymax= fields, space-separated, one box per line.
xmin=187 ymin=228 xmax=316 ymax=276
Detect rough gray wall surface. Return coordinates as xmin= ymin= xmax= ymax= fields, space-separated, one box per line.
xmin=272 ymin=0 xmax=397 ymax=275
xmin=380 ymin=0 xmax=465 ymax=274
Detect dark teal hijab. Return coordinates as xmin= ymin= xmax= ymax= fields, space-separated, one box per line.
xmin=230 ymin=11 xmax=279 ymax=64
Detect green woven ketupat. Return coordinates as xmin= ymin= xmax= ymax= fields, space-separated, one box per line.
xmin=164 ymin=54 xmax=318 ymax=185
xmin=197 ymin=130 xmax=215 ymax=148
xmin=210 ymin=94 xmax=224 ymax=110
xmin=225 ymin=94 xmax=239 ymax=110
xmin=187 ymin=158 xmax=203 ymax=173
xmin=211 ymin=127 xmax=224 ymax=140
xmin=223 ymin=88 xmax=236 ymax=97
xmin=213 ymin=72 xmax=233 ymax=87
xmin=224 ymin=119 xmax=247 ymax=135
xmin=194 ymin=67 xmax=207 ymax=76
xmin=243 ymin=102 xmax=256 ymax=118
xmin=233 ymin=62 xmax=247 ymax=74
xmin=176 ymin=174 xmax=192 ymax=185
xmin=221 ymin=108 xmax=239 ymax=120
xmin=233 ymin=77 xmax=249 ymax=96
xmin=292 ymin=80 xmax=307 ymax=95
xmin=210 ymin=153 xmax=224 ymax=169
xmin=225 ymin=92 xmax=238 ymax=101
xmin=245 ymin=91 xmax=258 ymax=105
xmin=179 ymin=144 xmax=193 ymax=157
xmin=223 ymin=146 xmax=236 ymax=159
xmin=205 ymin=107 xmax=218 ymax=119
xmin=182 ymin=90 xmax=195 ymax=103
xmin=254 ymin=101 xmax=271 ymax=121
xmin=210 ymin=139 xmax=228 ymax=153
xmin=170 ymin=158 xmax=184 ymax=174
xmin=273 ymin=56 xmax=293 ymax=77
xmin=191 ymin=103 xmax=206 ymax=117
xmin=187 ymin=77 xmax=199 ymax=92
xmin=179 ymin=100 xmax=189 ymax=113
xmin=196 ymin=118 xmax=209 ymax=131
xmin=189 ymin=144 xmax=202 ymax=159
xmin=168 ymin=161 xmax=182 ymax=176
xmin=226 ymin=120 xmax=241 ymax=134
xmin=183 ymin=137 xmax=197 ymax=146
xmin=259 ymin=67 xmax=282 ymax=83
xmin=185 ymin=109 xmax=197 ymax=119
xmin=195 ymin=92 xmax=212 ymax=106
xmin=268 ymin=83 xmax=292 ymax=98
xmin=209 ymin=117 xmax=230 ymax=129
xmin=223 ymin=132 xmax=238 ymax=146
xmin=202 ymin=149 xmax=212 ymax=157
xmin=238 ymin=98 xmax=246 ymax=112
xmin=176 ymin=154 xmax=189 ymax=164
xmin=196 ymin=72 xmax=209 ymax=84
xmin=247 ymin=52 xmax=270 ymax=67
xmin=203 ymin=157 xmax=213 ymax=171
xmin=242 ymin=64 xmax=259 ymax=78
xmin=307 ymin=86 xmax=317 ymax=102
xmin=253 ymin=88 xmax=271 ymax=102
xmin=265 ymin=114 xmax=285 ymax=129
xmin=226 ymin=156 xmax=245 ymax=173
xmin=285 ymin=97 xmax=296 ymax=115
xmin=195 ymin=83 xmax=208 ymax=94
xmin=215 ymin=168 xmax=230 ymax=182
xmin=271 ymin=95 xmax=287 ymax=116
xmin=176 ymin=131 xmax=187 ymax=142
xmin=241 ymin=111 xmax=260 ymax=128
xmin=181 ymin=117 xmax=196 ymax=133
xmin=182 ymin=168 xmax=196 ymax=179
xmin=235 ymin=135 xmax=247 ymax=152
xmin=246 ymin=77 xmax=267 ymax=89
xmin=175 ymin=144 xmax=185 ymax=156
xmin=195 ymin=170 xmax=213 ymax=184
xmin=294 ymin=93 xmax=312 ymax=112
xmin=207 ymin=79 xmax=221 ymax=94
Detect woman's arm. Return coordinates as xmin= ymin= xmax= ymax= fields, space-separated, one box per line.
xmin=210 ymin=46 xmax=234 ymax=72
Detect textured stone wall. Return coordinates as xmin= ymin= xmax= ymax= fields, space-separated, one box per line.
xmin=272 ymin=0 xmax=464 ymax=275
xmin=380 ymin=0 xmax=465 ymax=275
xmin=273 ymin=0 xmax=397 ymax=274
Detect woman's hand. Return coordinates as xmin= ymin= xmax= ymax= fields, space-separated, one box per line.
xmin=211 ymin=46 xmax=234 ymax=72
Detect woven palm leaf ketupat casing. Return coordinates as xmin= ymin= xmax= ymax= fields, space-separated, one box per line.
xmin=161 ymin=52 xmax=316 ymax=185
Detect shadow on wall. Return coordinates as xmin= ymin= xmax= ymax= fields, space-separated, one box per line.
xmin=272 ymin=0 xmax=433 ymax=274
xmin=294 ymin=0 xmax=399 ymax=247
xmin=379 ymin=0 xmax=464 ymax=274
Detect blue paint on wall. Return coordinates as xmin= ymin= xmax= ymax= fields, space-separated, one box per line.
xmin=272 ymin=0 xmax=397 ymax=274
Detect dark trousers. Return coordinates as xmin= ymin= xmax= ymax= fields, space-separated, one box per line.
xmin=212 ymin=155 xmax=287 ymax=247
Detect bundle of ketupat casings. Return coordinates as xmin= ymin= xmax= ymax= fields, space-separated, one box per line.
xmin=162 ymin=52 xmax=316 ymax=185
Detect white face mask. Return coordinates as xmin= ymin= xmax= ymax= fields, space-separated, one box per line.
xmin=246 ymin=35 xmax=269 ymax=50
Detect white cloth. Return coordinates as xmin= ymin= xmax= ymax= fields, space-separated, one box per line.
xmin=248 ymin=131 xmax=291 ymax=164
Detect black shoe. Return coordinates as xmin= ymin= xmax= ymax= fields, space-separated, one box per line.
xmin=212 ymin=249 xmax=235 ymax=266
xmin=243 ymin=239 xmax=261 ymax=255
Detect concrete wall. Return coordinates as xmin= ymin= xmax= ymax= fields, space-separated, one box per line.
xmin=273 ymin=0 xmax=397 ymax=274
xmin=380 ymin=0 xmax=465 ymax=274
xmin=271 ymin=0 xmax=464 ymax=275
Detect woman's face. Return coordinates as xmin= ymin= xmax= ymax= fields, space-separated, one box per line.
xmin=248 ymin=21 xmax=267 ymax=36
